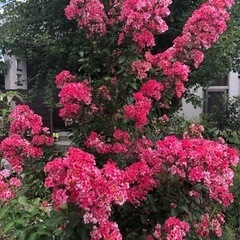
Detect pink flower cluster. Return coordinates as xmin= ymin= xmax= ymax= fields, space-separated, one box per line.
xmin=64 ymin=0 xmax=235 ymax=129
xmin=45 ymin=1 xmax=239 ymax=239
xmin=0 ymin=134 xmax=42 ymax=200
xmin=8 ymin=105 xmax=54 ymax=146
xmin=127 ymin=0 xmax=234 ymax=128
xmin=9 ymin=104 xmax=43 ymax=135
xmin=183 ymin=123 xmax=205 ymax=139
xmin=123 ymin=79 xmax=164 ymax=129
xmin=164 ymin=217 xmax=190 ymax=240
xmin=119 ymin=0 xmax=171 ymax=48
xmin=56 ymin=71 xmax=92 ymax=120
xmin=55 ymin=70 xmax=76 ymax=88
xmin=44 ymin=147 xmax=128 ymax=239
xmin=131 ymin=60 xmax=152 ymax=79
xmin=194 ymin=213 xmax=225 ymax=237
xmin=85 ymin=130 xmax=163 ymax=205
xmin=182 ymin=0 xmax=233 ymax=50
xmin=157 ymin=136 xmax=239 ymax=206
xmin=147 ymin=217 xmax=190 ymax=240
xmin=0 ymin=105 xmax=54 ymax=200
xmin=0 ymin=134 xmax=42 ymax=173
xmin=45 ymin=125 xmax=239 ymax=238
xmin=65 ymin=0 xmax=171 ymax=48
xmin=124 ymin=92 xmax=152 ymax=129
xmin=65 ymin=0 xmax=108 ymax=35
xmin=0 ymin=169 xmax=21 ymax=200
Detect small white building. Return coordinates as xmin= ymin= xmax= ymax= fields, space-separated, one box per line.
xmin=4 ymin=55 xmax=27 ymax=90
xmin=2 ymin=55 xmax=27 ymax=90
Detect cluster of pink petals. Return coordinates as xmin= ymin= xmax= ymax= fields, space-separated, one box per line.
xmin=164 ymin=217 xmax=190 ymax=240
xmin=0 ymin=105 xmax=54 ymax=200
xmin=123 ymin=79 xmax=164 ymax=128
xmin=0 ymin=134 xmax=42 ymax=173
xmin=65 ymin=0 xmax=108 ymax=35
xmin=65 ymin=0 xmax=171 ymax=48
xmin=85 ymin=131 xmax=128 ymax=154
xmin=0 ymin=134 xmax=42 ymax=200
xmin=58 ymin=73 xmax=92 ymax=120
xmin=157 ymin=136 xmax=239 ymax=206
xmin=0 ymin=169 xmax=21 ymax=200
xmin=44 ymin=147 xmax=128 ymax=240
xmin=9 ymin=104 xmax=43 ymax=135
xmin=55 ymin=70 xmax=76 ymax=88
xmin=119 ymin=0 xmax=171 ymax=48
xmin=64 ymin=0 xmax=235 ymax=129
xmin=194 ymin=213 xmax=225 ymax=237
xmin=85 ymin=130 xmax=162 ymax=204
xmin=140 ymin=79 xmax=164 ymax=100
xmin=9 ymin=105 xmax=54 ymax=146
xmin=148 ymin=217 xmax=190 ymax=240
xmin=124 ymin=92 xmax=152 ymax=129
xmin=183 ymin=123 xmax=205 ymax=139
xmin=127 ymin=0 xmax=234 ymax=128
xmin=45 ymin=125 xmax=239 ymax=239
xmin=131 ymin=60 xmax=152 ymax=79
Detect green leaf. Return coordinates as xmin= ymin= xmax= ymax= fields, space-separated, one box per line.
xmin=37 ymin=230 xmax=51 ymax=237
xmin=29 ymin=233 xmax=37 ymax=240
xmin=3 ymin=221 xmax=15 ymax=233
xmin=76 ymin=222 xmax=89 ymax=240
xmin=18 ymin=230 xmax=26 ymax=240
xmin=171 ymin=208 xmax=179 ymax=216
xmin=140 ymin=215 xmax=147 ymax=224
xmin=18 ymin=196 xmax=28 ymax=206
xmin=68 ymin=213 xmax=80 ymax=227
xmin=179 ymin=205 xmax=189 ymax=213
xmin=15 ymin=218 xmax=27 ymax=225
xmin=119 ymin=56 xmax=127 ymax=64
xmin=0 ymin=205 xmax=10 ymax=219
xmin=64 ymin=223 xmax=74 ymax=237
xmin=9 ymin=229 xmax=22 ymax=240
xmin=148 ymin=194 xmax=158 ymax=212
xmin=103 ymin=48 xmax=111 ymax=56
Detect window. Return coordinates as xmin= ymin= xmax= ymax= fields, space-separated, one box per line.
xmin=0 ymin=74 xmax=4 ymax=90
xmin=204 ymin=76 xmax=228 ymax=113
xmin=16 ymin=73 xmax=23 ymax=86
xmin=16 ymin=59 xmax=22 ymax=71
xmin=210 ymin=75 xmax=228 ymax=86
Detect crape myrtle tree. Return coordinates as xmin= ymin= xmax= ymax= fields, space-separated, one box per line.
xmin=0 ymin=0 xmax=240 ymax=240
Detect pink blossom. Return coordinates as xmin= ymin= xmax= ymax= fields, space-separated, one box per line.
xmin=131 ymin=60 xmax=152 ymax=79
xmin=140 ymin=79 xmax=164 ymax=100
xmin=9 ymin=177 xmax=21 ymax=187
xmin=164 ymin=217 xmax=190 ymax=240
xmin=55 ymin=70 xmax=76 ymax=88
xmin=65 ymin=0 xmax=108 ymax=35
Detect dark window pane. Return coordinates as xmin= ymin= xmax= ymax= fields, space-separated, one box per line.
xmin=205 ymin=91 xmax=227 ymax=113
xmin=0 ymin=75 xmax=4 ymax=90
xmin=211 ymin=76 xmax=228 ymax=86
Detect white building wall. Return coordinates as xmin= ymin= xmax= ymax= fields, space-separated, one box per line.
xmin=181 ymin=87 xmax=203 ymax=121
xmin=228 ymin=71 xmax=240 ymax=97
xmin=182 ymin=71 xmax=240 ymax=120
xmin=4 ymin=55 xmax=27 ymax=90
